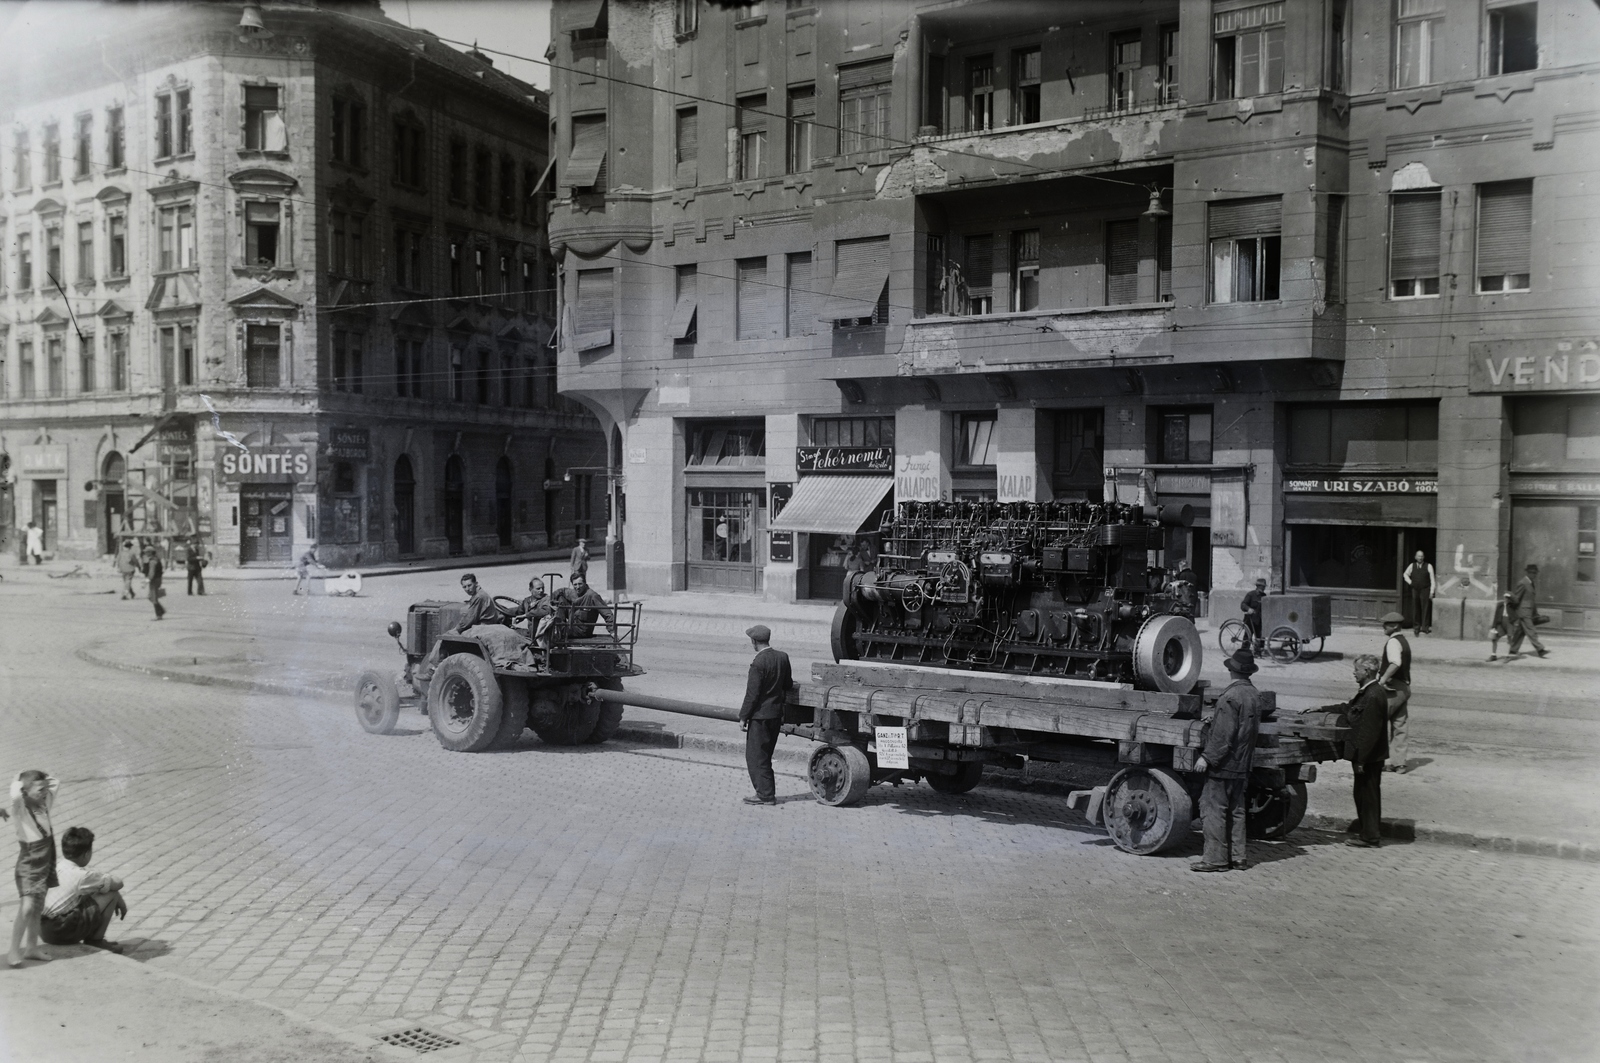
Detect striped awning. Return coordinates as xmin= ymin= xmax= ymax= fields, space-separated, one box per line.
xmin=770 ymin=475 xmax=893 ymax=535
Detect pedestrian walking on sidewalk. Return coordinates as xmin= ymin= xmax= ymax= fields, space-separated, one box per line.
xmin=6 ymin=769 xmax=60 ymax=967
xmin=1329 ymin=654 xmax=1389 ymax=848
xmin=1488 ymin=594 xmax=1514 ymax=661
xmin=1403 ymin=550 xmax=1436 ymax=634
xmin=183 ymin=536 xmax=208 ymax=596
xmin=24 ymin=521 xmax=44 ymax=565
xmin=570 ymin=538 xmax=590 ymax=581
xmin=293 ymin=545 xmax=320 ymax=595
xmin=142 ymin=545 xmax=166 ymax=620
xmin=1506 ymin=563 xmax=1549 ymax=659
xmin=1192 ymin=647 xmax=1263 ymax=872
xmin=739 ymin=625 xmax=791 ymax=807
xmin=1378 ymin=613 xmax=1411 ymax=772
xmin=115 ymin=538 xmax=140 ymax=600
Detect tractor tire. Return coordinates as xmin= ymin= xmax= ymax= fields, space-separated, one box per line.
xmin=354 ymin=670 xmax=402 ymax=735
xmin=427 ymin=653 xmax=504 ymax=752
xmin=582 ymin=677 xmax=626 ymax=744
xmin=924 ymin=760 xmax=984 ymax=794
xmin=528 ymin=683 xmax=601 ymax=746
xmin=491 ymin=677 xmax=531 ymax=749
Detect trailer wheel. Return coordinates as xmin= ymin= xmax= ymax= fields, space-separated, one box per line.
xmin=354 ymin=670 xmax=401 ymax=735
xmin=809 ymin=744 xmax=872 ymax=806
xmin=924 ymin=760 xmax=984 ymax=794
xmin=582 ymin=677 xmax=626 ymax=744
xmin=1103 ymin=767 xmax=1193 ymax=855
xmin=831 ymin=605 xmax=859 ymax=663
xmin=1133 ymin=614 xmax=1204 ymax=694
xmin=491 ymin=678 xmax=530 ymax=748
xmin=1266 ymin=626 xmax=1304 ymax=664
xmin=427 ymin=653 xmax=504 ymax=752
xmin=528 ymin=683 xmax=601 ymax=746
xmin=1247 ymin=780 xmax=1308 ymax=839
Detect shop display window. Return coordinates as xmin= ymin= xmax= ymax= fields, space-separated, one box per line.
xmin=689 ymin=489 xmax=763 ymax=564
xmin=1289 ymin=525 xmax=1408 ymax=591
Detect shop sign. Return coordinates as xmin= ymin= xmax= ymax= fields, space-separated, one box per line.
xmin=1469 ymin=339 xmax=1600 ymax=394
xmin=796 ymin=446 xmax=893 ymax=475
xmin=1283 ymin=476 xmax=1438 ymax=494
xmin=895 ymin=452 xmax=944 ymax=503
xmin=995 ymin=452 xmax=1040 ymax=503
xmin=154 ymin=417 xmax=195 ymax=445
xmin=326 ymin=428 xmax=370 ymax=461
xmin=769 ymin=530 xmax=794 ymax=563
xmin=1155 ymin=472 xmax=1212 ymax=495
xmin=17 ymin=445 xmax=68 ymax=478
xmin=217 ymin=447 xmax=314 ymax=482
xmin=1510 ymin=477 xmax=1600 ymax=496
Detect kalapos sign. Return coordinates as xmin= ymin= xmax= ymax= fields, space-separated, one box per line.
xmin=1469 ymin=339 xmax=1600 ymax=394
xmin=217 ymin=447 xmax=315 ymax=483
xmin=796 ymin=446 xmax=893 ymax=475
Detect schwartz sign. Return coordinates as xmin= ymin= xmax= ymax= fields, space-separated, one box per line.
xmin=1469 ymin=339 xmax=1600 ymax=394
xmin=1284 ymin=476 xmax=1438 ymax=494
xmin=796 ymin=446 xmax=893 ymax=475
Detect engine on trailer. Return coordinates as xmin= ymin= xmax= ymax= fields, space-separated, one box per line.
xmin=834 ymin=499 xmax=1205 ymax=693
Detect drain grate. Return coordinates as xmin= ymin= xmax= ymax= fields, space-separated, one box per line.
xmin=379 ymin=1027 xmax=462 ymax=1054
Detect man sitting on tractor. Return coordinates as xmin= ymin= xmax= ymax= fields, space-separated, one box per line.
xmin=552 ymin=573 xmax=617 ymax=639
xmin=417 ymin=572 xmax=505 ymax=685
xmin=519 ymin=576 xmax=557 ymax=647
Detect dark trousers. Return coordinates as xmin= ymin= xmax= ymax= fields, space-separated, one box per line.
xmin=149 ymin=580 xmax=165 ymax=618
xmin=1352 ymin=760 xmax=1383 ymax=843
xmin=1199 ymin=776 xmax=1248 ymax=867
xmin=1409 ymin=586 xmax=1432 ymax=632
xmin=1507 ymin=617 xmax=1545 ymax=655
xmin=744 ymin=717 xmax=781 ymax=801
xmin=187 ymin=567 xmax=205 ymax=595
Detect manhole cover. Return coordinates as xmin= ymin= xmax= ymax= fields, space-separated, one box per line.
xmin=379 ymin=1027 xmax=462 ymax=1054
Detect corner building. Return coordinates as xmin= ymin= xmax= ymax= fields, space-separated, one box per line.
xmin=550 ymin=0 xmax=1600 ymax=637
xmin=0 ymin=1 xmax=604 ymax=568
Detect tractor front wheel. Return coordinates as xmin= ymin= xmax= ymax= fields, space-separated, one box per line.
xmin=427 ymin=653 xmax=504 ymax=752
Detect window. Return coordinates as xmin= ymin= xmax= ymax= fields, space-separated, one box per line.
xmin=13 ymin=130 xmax=29 ymax=190
xmin=1394 ymin=0 xmax=1444 ymax=88
xmin=332 ymin=330 xmax=363 ymax=393
xmin=688 ymin=423 xmax=766 ymax=466
xmin=500 ymin=348 xmax=516 ymax=407
xmin=158 ymin=324 xmax=196 ymax=387
xmin=734 ymin=1 xmax=765 ymax=18
xmin=1106 ymin=220 xmax=1140 ymax=305
xmin=1111 ymin=32 xmax=1142 ymax=111
xmin=674 ymin=107 xmax=698 ymax=184
xmin=76 ymin=221 xmax=93 ymax=282
xmin=474 ymin=147 xmax=492 ymax=210
xmin=475 ymin=349 xmax=491 ymax=404
xmin=243 ymin=85 xmax=286 ymax=151
xmin=522 ymin=165 xmax=540 ymax=223
xmin=18 ymin=341 xmax=34 ymax=398
xmin=967 ymin=55 xmax=995 ymax=132
xmin=1579 ymin=505 xmax=1597 ymax=584
xmin=179 ymin=323 xmax=196 ymax=386
xmin=109 ymin=331 xmax=127 ymax=391
xmin=42 ymin=123 xmax=60 ymax=183
xmin=448 ymin=238 xmax=464 ymax=296
xmin=521 ymin=356 xmax=537 ymax=407
xmin=737 ymin=94 xmax=767 ymax=181
xmin=670 ymin=264 xmax=698 ymax=349
xmin=1477 ymin=179 xmax=1532 ymax=293
xmin=675 ymin=0 xmax=698 ymax=36
xmin=395 ymin=337 xmax=424 ymax=398
xmin=828 ymin=236 xmax=890 ymax=326
xmin=812 ymin=416 xmax=894 ymax=447
xmin=1012 ymin=47 xmax=1041 ymax=124
xmin=156 ymin=94 xmax=173 ymax=158
xmin=1326 ymin=194 xmax=1346 ymax=303
xmin=575 ymin=267 xmax=614 ymax=340
xmin=246 ymin=324 xmax=280 ymax=386
xmin=521 ymin=257 xmax=535 ymax=312
xmin=787 ymin=86 xmax=814 ymax=173
xmin=449 ymin=345 xmax=464 ymax=401
xmin=1160 ymin=24 xmax=1180 ymax=103
xmin=247 ymin=202 xmax=281 ymax=267
xmin=473 ymin=246 xmax=487 ymax=296
xmin=45 ymin=334 xmax=64 ymax=396
xmin=786 ymin=252 xmax=814 ymax=337
xmin=1209 ymin=196 xmax=1281 ymax=303
xmin=1488 ymin=3 xmax=1537 ymax=75
xmin=392 ymin=120 xmax=425 ymax=187
xmin=1052 ymin=409 xmax=1106 ymax=498
xmin=1389 ymin=191 xmax=1441 ymax=298
xmin=499 ymin=252 xmax=512 ymax=297
xmin=1157 ymin=408 xmax=1213 ymax=464
xmin=924 ymin=53 xmax=947 ymax=134
xmin=839 ymin=60 xmax=891 ymax=155
xmin=158 ymin=205 xmax=196 ymax=271
xmin=737 ymin=256 xmax=775 ymax=340
xmin=1289 ymin=402 xmax=1438 ymax=467
xmin=331 ymin=97 xmax=365 ymax=167
xmin=1213 ymin=2 xmax=1285 ymax=100
xmin=965 ymin=233 xmax=994 ymax=315
xmin=924 ymin=234 xmax=946 ymax=316
xmin=107 ymin=107 xmax=124 ymax=170
xmin=567 ymin=114 xmax=608 ymax=192
xmin=108 ymin=215 xmax=127 ymax=278
xmin=498 ymin=156 xmax=516 ymax=216
xmin=177 ymin=89 xmax=192 ymax=155
xmin=1012 ymin=229 xmax=1040 ymax=311
xmin=1158 ymin=215 xmax=1173 ymax=300
xmin=73 ymin=114 xmax=92 ymax=178
xmin=958 ymin=412 xmax=998 ymax=467
xmin=18 ymin=232 xmax=33 ymax=289
xmin=394 ymin=228 xmax=424 ymax=289
xmin=1329 ymin=2 xmax=1349 ymax=91
xmin=448 ymin=138 xmax=467 ymax=200
xmin=45 ymin=228 xmax=62 ymax=285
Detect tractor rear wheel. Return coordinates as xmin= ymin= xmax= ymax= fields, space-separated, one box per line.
xmin=582 ymin=677 xmax=626 ymax=744
xmin=491 ymin=678 xmax=531 ymax=748
xmin=528 ymin=683 xmax=601 ymax=746
xmin=427 ymin=653 xmax=504 ymax=752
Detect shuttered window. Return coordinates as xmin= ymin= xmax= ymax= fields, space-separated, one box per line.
xmin=1477 ymin=179 xmax=1532 ymax=293
xmin=1106 ymin=219 xmax=1140 ymax=305
xmin=1326 ymin=194 xmax=1346 ymax=304
xmin=965 ymin=233 xmax=994 ymax=314
xmin=821 ymin=236 xmax=890 ymax=324
xmin=1208 ymin=196 xmax=1281 ymax=238
xmin=566 ymin=114 xmax=607 ymax=190
xmin=786 ymin=252 xmax=815 ymax=337
xmin=1209 ymin=198 xmax=1281 ymax=304
xmin=675 ymin=108 xmax=697 ymax=185
xmin=1389 ymin=191 xmax=1441 ymax=298
xmin=737 ymin=257 xmax=775 ymax=340
xmin=575 ymin=268 xmax=613 ymax=348
xmin=668 ymin=265 xmax=697 ymax=342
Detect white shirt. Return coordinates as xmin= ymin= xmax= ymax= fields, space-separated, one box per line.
xmin=43 ymin=860 xmax=113 ymax=918
xmin=25 ymin=526 xmax=43 ymax=551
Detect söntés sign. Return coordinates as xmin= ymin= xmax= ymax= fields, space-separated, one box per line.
xmin=217 ymin=448 xmax=314 ymax=483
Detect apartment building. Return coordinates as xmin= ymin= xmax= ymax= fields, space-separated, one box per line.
xmin=548 ymin=0 xmax=1600 ymax=635
xmin=0 ymin=1 xmax=603 ymax=567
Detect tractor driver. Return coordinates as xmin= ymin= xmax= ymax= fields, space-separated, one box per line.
xmin=417 ymin=573 xmax=505 ymax=684
xmin=552 ymin=573 xmax=617 ymax=639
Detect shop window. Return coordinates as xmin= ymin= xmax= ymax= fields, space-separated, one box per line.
xmin=688 ymin=422 xmax=765 ymax=467
xmin=838 ymin=59 xmax=891 ymax=154
xmin=675 ymin=107 xmax=697 ymax=184
xmin=243 ymin=85 xmax=287 ymax=151
xmin=966 ymin=55 xmax=995 ymax=132
xmin=811 ymin=417 xmax=894 ymax=447
xmin=247 ymin=202 xmax=281 ymax=267
xmin=737 ymin=94 xmax=766 ymax=181
xmin=158 ymin=203 xmax=196 ymax=271
xmin=689 ymin=489 xmax=762 ymax=565
xmin=448 ymin=138 xmax=467 ymax=201
xmin=1568 ymin=404 xmax=1600 ymax=461
xmin=1290 ymin=524 xmax=1403 ymax=590
xmin=107 ymin=107 xmax=124 ymax=170
xmin=1394 ymin=0 xmax=1444 ymax=88
xmin=1106 ymin=220 xmax=1140 ymax=305
xmin=1580 ymin=505 xmax=1597 ymax=583
xmin=1160 ymin=23 xmax=1180 ymax=103
xmin=1012 ymin=47 xmax=1042 ymax=124
xmin=566 ymin=114 xmax=607 ymax=192
xmin=1477 ymin=179 xmax=1532 ymax=293
xmin=74 ymin=114 xmax=92 ymax=178
xmin=245 ymin=324 xmax=280 ymax=387
xmin=787 ymin=87 xmax=814 ymax=173
xmin=1213 ymin=2 xmax=1285 ymax=100
xmin=1209 ymin=197 xmax=1281 ymax=303
xmin=76 ymin=221 xmax=94 ymax=282
xmin=1155 ymin=407 xmax=1213 ymax=464
xmin=965 ymin=233 xmax=994 ymax=315
xmin=737 ymin=257 xmax=775 ymax=340
xmin=1111 ymin=32 xmax=1142 ymax=111
xmin=1390 ymin=191 xmax=1441 ymax=298
xmin=1488 ymin=2 xmax=1537 ymax=75
xmin=957 ymin=412 xmax=998 ymax=468
xmin=1288 ymin=402 xmax=1438 ymax=467
xmin=333 ymin=462 xmax=357 ymax=495
xmin=786 ymin=252 xmax=814 ymax=338
xmin=108 ymin=215 xmax=127 ymax=277
xmin=1012 ymin=229 xmax=1040 ymax=312
xmin=42 ymin=123 xmax=60 ymax=184
xmin=1053 ymin=409 xmax=1105 ymax=498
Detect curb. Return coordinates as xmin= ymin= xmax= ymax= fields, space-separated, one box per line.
xmin=77 ymin=644 xmax=1600 ymax=864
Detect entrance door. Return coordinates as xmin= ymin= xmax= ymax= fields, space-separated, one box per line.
xmin=239 ymin=485 xmax=294 ymax=563
xmin=33 ymin=480 xmax=58 ymax=553
xmin=686 ymin=488 xmax=766 ymax=593
xmin=393 ymin=455 xmax=416 ymax=556
xmin=444 ymin=454 xmax=465 ymax=555
xmin=100 ymin=452 xmax=126 ymax=554
xmin=495 ymin=456 xmax=513 ymax=549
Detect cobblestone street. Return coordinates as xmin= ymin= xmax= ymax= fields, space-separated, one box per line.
xmin=1 ymin=577 xmax=1596 ymax=1062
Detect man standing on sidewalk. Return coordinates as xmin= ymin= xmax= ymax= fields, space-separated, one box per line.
xmin=569 ymin=538 xmax=589 ymax=581
xmin=1330 ymin=654 xmax=1389 ymax=848
xmin=1379 ymin=612 xmax=1411 ymax=773
xmin=142 ymin=544 xmax=165 ymax=620
xmin=24 ymin=521 xmax=44 ymax=565
xmin=183 ymin=536 xmax=208 ymax=596
xmin=1403 ymin=550 xmax=1436 ymax=635
xmin=1506 ymin=563 xmax=1549 ymax=659
xmin=1192 ymin=647 xmax=1263 ymax=872
xmin=115 ymin=538 xmax=140 ymax=599
xmin=739 ymin=625 xmax=791 ymax=807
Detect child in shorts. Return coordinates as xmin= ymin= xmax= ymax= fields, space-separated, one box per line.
xmin=7 ymin=769 xmax=59 ymax=967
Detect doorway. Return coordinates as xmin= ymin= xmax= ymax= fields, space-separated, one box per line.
xmin=495 ymin=456 xmax=513 ymax=549
xmin=444 ymin=454 xmax=465 ymax=555
xmin=239 ymin=484 xmax=294 ymax=563
xmin=32 ymin=480 xmax=59 ymax=554
xmin=393 ymin=455 xmax=416 ymax=556
xmin=686 ymin=488 xmax=765 ymax=593
xmin=101 ymin=452 xmax=126 ymax=555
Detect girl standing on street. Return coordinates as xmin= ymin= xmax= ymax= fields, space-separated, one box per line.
xmin=7 ymin=769 xmax=60 ymax=967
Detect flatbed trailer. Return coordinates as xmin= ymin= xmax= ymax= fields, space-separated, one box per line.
xmin=589 ymin=659 xmax=1347 ymax=856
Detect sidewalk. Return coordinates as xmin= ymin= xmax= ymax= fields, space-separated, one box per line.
xmin=0 ymin=546 xmax=574 ymax=583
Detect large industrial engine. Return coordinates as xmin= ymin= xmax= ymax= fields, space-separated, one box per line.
xmin=834 ymin=500 xmax=1205 ymax=693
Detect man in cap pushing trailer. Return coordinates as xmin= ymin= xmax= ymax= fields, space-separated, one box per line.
xmin=1192 ymin=647 xmax=1264 ymax=872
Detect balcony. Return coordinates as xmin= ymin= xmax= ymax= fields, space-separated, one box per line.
xmin=899 ymin=304 xmax=1173 ymax=376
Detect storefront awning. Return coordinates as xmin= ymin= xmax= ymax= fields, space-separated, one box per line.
xmin=770 ymin=476 xmax=892 ymax=534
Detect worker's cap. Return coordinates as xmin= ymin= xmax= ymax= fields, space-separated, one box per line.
xmin=1254 ymin=577 xmax=1267 ymax=586
xmin=745 ymin=624 xmax=772 ymax=643
xmin=1525 ymin=563 xmax=1539 ymax=573
xmin=1380 ymin=611 xmax=1405 ymax=625
xmin=1223 ymin=647 xmax=1259 ymax=675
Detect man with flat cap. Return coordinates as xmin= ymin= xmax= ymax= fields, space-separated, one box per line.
xmin=1192 ymin=646 xmax=1264 ymax=872
xmin=739 ymin=624 xmax=792 ymax=806
xmin=1378 ymin=611 xmax=1412 ymax=773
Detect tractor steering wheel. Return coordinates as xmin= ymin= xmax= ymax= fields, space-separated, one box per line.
xmin=493 ymin=595 xmax=528 ymax=630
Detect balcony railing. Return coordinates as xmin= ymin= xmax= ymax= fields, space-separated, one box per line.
xmin=901 ymin=304 xmax=1173 ymax=375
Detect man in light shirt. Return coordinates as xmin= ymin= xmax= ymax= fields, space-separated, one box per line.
xmin=40 ymin=827 xmax=128 ymax=953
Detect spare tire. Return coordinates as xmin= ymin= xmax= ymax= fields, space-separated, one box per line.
xmin=1132 ymin=613 xmax=1203 ymax=694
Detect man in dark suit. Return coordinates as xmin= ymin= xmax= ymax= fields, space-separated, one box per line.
xmin=1192 ymin=647 xmax=1263 ymax=872
xmin=1329 ymin=654 xmax=1389 ymax=848
xmin=739 ymin=624 xmax=791 ymax=806
xmin=1506 ymin=563 xmax=1548 ymax=658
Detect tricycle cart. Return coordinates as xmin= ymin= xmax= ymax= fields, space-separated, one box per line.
xmin=1261 ymin=593 xmax=1332 ymax=663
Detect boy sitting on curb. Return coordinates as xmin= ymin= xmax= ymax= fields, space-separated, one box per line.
xmin=40 ymin=827 xmax=128 ymax=953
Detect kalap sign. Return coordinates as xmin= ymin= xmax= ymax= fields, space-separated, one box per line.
xmin=1469 ymin=339 xmax=1600 ymax=394
xmin=217 ymin=448 xmax=314 ymax=483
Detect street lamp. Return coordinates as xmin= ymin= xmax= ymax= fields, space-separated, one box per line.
xmin=562 ymin=465 xmax=625 ymax=598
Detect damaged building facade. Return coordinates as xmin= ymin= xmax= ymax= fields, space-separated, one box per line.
xmin=0 ymin=1 xmax=603 ymax=567
xmin=549 ymin=0 xmax=1600 ymax=636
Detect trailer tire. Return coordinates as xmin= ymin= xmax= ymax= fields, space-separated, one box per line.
xmin=831 ymin=605 xmax=859 ymax=663
xmin=491 ymin=678 xmax=531 ymax=748
xmin=809 ymin=744 xmax=872 ymax=806
xmin=1103 ymin=767 xmax=1193 ymax=855
xmin=427 ymin=653 xmax=504 ymax=752
xmin=583 ymin=677 xmax=626 ymax=744
xmin=924 ymin=760 xmax=984 ymax=794
xmin=354 ymin=671 xmax=402 ymax=735
xmin=528 ymin=683 xmax=601 ymax=746
xmin=1133 ymin=614 xmax=1204 ymax=694
xmin=1247 ymin=780 xmax=1308 ymax=839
